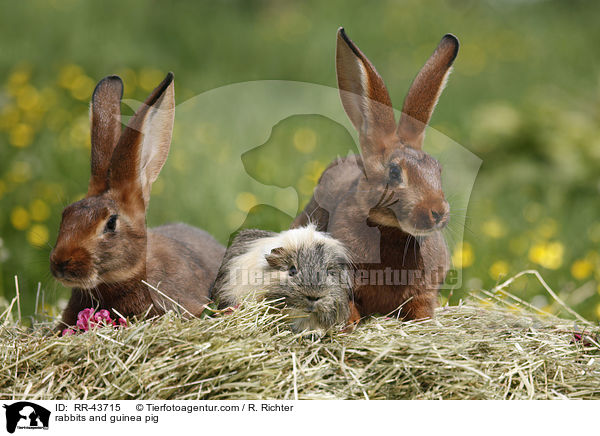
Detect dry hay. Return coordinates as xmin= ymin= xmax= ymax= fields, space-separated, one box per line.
xmin=1 ymin=271 xmax=598 ymax=400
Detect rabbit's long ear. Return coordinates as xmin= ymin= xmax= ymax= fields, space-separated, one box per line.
xmin=109 ymin=73 xmax=175 ymax=211
xmin=397 ymin=34 xmax=459 ymax=149
xmin=87 ymin=76 xmax=123 ymax=197
xmin=336 ymin=28 xmax=396 ymax=156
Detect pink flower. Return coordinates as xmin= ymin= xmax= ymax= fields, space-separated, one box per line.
xmin=91 ymin=309 xmax=115 ymax=327
xmin=76 ymin=308 xmax=95 ymax=331
xmin=66 ymin=308 xmax=127 ymax=335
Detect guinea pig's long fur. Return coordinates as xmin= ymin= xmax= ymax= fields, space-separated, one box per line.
xmin=211 ymin=225 xmax=353 ymax=331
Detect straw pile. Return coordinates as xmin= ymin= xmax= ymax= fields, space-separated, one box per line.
xmin=1 ymin=272 xmax=599 ymax=400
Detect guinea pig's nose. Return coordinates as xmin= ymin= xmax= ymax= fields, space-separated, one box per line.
xmin=306 ymin=295 xmax=320 ymax=302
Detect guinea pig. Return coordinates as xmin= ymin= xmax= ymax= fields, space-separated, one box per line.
xmin=211 ymin=225 xmax=353 ymax=332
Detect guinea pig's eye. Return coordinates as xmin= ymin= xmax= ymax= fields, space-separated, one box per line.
xmin=104 ymin=215 xmax=118 ymax=233
xmin=389 ymin=164 xmax=402 ymax=182
xmin=288 ymin=265 xmax=298 ymax=277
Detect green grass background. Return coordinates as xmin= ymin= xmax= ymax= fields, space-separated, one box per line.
xmin=1 ymin=0 xmax=600 ymax=321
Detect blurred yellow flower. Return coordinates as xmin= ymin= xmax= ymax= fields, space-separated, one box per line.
xmin=40 ymin=87 xmax=58 ymax=106
xmin=139 ymin=68 xmax=165 ymax=92
xmin=11 ymin=207 xmax=30 ymax=230
xmin=293 ymin=128 xmax=317 ymax=154
xmin=70 ymin=75 xmax=95 ymax=101
xmin=571 ymin=259 xmax=594 ymax=280
xmin=27 ymin=224 xmax=49 ymax=247
xmin=536 ymin=218 xmax=558 ymax=239
xmin=528 ymin=241 xmax=563 ymax=270
xmin=489 ymin=260 xmax=509 ymax=280
xmin=30 ymin=199 xmax=50 ymax=222
xmin=235 ymin=192 xmax=257 ymax=212
xmin=0 ymin=105 xmax=20 ymax=131
xmin=9 ymin=123 xmax=34 ymax=148
xmin=7 ymin=161 xmax=32 ymax=184
xmin=16 ymin=85 xmax=41 ymax=111
xmin=58 ymin=64 xmax=84 ymax=89
xmin=303 ymin=160 xmax=325 ymax=183
xmin=452 ymin=241 xmax=474 ymax=268
xmin=7 ymin=66 xmax=31 ymax=91
xmin=482 ymin=218 xmax=506 ymax=239
xmin=586 ymin=250 xmax=599 ymax=263
xmin=596 ymin=303 xmax=600 ymax=320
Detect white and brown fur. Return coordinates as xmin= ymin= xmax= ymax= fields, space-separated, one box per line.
xmin=50 ymin=73 xmax=225 ymax=333
xmin=292 ymin=29 xmax=458 ymax=323
xmin=211 ymin=225 xmax=353 ymax=332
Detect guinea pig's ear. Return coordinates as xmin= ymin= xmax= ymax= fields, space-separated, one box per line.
xmin=88 ymin=76 xmax=123 ymax=197
xmin=265 ymin=247 xmax=287 ymax=270
xmin=108 ymin=72 xmax=175 ymax=211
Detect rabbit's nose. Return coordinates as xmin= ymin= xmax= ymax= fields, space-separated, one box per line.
xmin=50 ymin=257 xmax=72 ymax=278
xmin=430 ymin=201 xmax=449 ymax=226
xmin=431 ymin=210 xmax=444 ymax=224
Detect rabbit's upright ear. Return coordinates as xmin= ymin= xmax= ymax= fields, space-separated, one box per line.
xmin=87 ymin=76 xmax=123 ymax=197
xmin=336 ymin=28 xmax=397 ymax=156
xmin=109 ymin=73 xmax=175 ymax=211
xmin=397 ymin=34 xmax=459 ymax=149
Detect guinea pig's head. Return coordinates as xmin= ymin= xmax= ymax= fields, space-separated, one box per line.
xmin=262 ymin=226 xmax=353 ymax=332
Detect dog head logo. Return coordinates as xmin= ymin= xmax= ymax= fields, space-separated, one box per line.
xmin=3 ymin=402 xmax=50 ymax=433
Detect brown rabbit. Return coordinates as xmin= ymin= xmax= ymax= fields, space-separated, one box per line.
xmin=292 ymin=28 xmax=458 ymax=322
xmin=50 ymin=73 xmax=225 ymax=332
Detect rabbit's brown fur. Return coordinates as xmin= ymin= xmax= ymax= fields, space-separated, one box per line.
xmin=293 ymin=29 xmax=458 ymax=322
xmin=50 ymin=74 xmax=225 ymax=331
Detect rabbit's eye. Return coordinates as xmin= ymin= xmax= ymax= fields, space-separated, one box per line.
xmin=288 ymin=265 xmax=298 ymax=277
xmin=389 ymin=164 xmax=402 ymax=182
xmin=104 ymin=215 xmax=118 ymax=233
